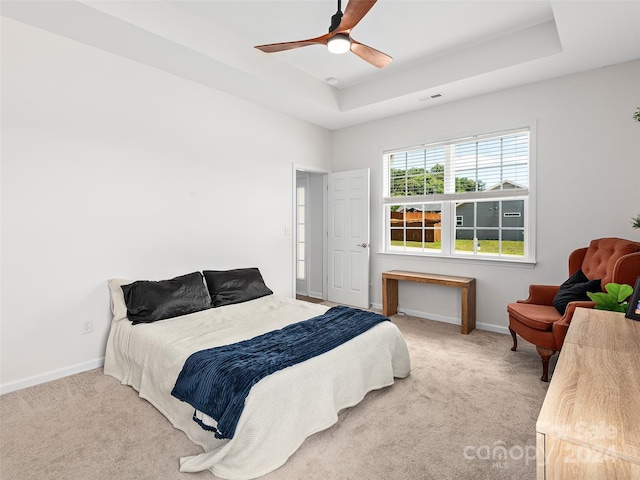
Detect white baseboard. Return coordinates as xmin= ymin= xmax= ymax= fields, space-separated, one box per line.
xmin=370 ymin=303 xmax=509 ymax=335
xmin=0 ymin=357 xmax=105 ymax=395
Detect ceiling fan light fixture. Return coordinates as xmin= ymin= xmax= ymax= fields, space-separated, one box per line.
xmin=327 ymin=34 xmax=351 ymax=54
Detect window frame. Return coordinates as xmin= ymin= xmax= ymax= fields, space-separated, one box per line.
xmin=381 ymin=123 xmax=536 ymax=265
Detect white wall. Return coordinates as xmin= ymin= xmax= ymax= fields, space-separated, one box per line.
xmin=0 ymin=18 xmax=331 ymax=391
xmin=331 ymin=59 xmax=640 ymax=332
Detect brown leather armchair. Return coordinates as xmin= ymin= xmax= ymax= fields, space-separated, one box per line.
xmin=507 ymin=237 xmax=640 ymax=381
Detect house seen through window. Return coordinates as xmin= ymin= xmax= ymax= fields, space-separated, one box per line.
xmin=383 ymin=127 xmax=533 ymax=261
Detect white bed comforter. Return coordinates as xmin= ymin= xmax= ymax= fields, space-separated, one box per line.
xmin=104 ymin=278 xmax=411 ymax=480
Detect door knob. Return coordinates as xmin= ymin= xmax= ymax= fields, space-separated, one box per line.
xmin=357 ymin=243 xmax=369 ymax=248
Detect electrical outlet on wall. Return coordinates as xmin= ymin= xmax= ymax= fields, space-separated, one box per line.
xmin=81 ymin=319 xmax=93 ymax=334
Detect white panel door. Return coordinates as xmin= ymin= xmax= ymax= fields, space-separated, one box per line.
xmin=328 ymin=169 xmax=370 ymax=308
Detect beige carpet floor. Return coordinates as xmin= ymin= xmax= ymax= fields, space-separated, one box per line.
xmin=0 ymin=313 xmax=554 ymax=480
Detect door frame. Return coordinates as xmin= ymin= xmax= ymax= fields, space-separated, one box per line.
xmin=292 ymin=164 xmax=329 ymax=300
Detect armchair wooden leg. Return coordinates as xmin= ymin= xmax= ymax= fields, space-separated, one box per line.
xmin=509 ymin=327 xmax=518 ymax=351
xmin=536 ymin=347 xmax=556 ymax=382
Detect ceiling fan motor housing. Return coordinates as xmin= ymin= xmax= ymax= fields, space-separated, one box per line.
xmin=329 ymin=0 xmax=344 ymax=32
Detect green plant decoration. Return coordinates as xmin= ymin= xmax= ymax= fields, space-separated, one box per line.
xmin=634 ymin=107 xmax=640 ymax=123
xmin=587 ymin=283 xmax=633 ymax=312
xmin=632 ymin=213 xmax=640 ymax=230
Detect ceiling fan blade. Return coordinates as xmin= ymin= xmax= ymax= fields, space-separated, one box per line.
xmin=350 ymin=39 xmax=392 ymax=68
xmin=338 ymin=0 xmax=378 ymax=32
xmin=255 ymin=33 xmax=332 ymax=53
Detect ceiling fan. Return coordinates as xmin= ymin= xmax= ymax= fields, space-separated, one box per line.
xmin=254 ymin=0 xmax=392 ymax=69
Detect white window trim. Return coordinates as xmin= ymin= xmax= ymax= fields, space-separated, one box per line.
xmin=380 ymin=121 xmax=537 ymax=265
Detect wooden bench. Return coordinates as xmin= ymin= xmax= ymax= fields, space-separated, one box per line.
xmin=382 ymin=270 xmax=476 ymax=334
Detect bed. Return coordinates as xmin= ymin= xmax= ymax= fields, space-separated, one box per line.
xmin=104 ymin=269 xmax=411 ymax=479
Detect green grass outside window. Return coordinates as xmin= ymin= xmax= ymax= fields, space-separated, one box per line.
xmin=390 ymin=240 xmax=524 ymax=256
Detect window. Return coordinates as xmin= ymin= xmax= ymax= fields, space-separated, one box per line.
xmin=383 ymin=127 xmax=533 ymax=262
xmin=296 ymin=184 xmax=306 ymax=280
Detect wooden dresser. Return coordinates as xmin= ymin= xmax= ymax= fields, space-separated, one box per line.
xmin=536 ymin=308 xmax=640 ymax=479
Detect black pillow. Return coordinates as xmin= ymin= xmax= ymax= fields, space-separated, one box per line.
xmin=121 ymin=272 xmax=211 ymax=325
xmin=203 ymin=268 xmax=273 ymax=307
xmin=553 ymin=269 xmax=601 ymax=315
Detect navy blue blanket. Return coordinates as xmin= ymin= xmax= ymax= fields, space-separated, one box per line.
xmin=171 ymin=305 xmax=389 ymax=439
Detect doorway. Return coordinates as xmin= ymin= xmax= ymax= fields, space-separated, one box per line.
xmin=294 ymin=168 xmax=327 ymax=301
xmin=293 ymin=166 xmax=371 ymax=308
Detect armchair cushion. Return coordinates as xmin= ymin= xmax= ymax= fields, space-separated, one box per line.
xmin=507 ymin=303 xmax=561 ymax=331
xmin=552 ymin=269 xmax=601 ymax=314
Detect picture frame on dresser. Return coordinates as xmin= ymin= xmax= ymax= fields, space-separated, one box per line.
xmin=625 ymin=276 xmax=640 ymax=321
